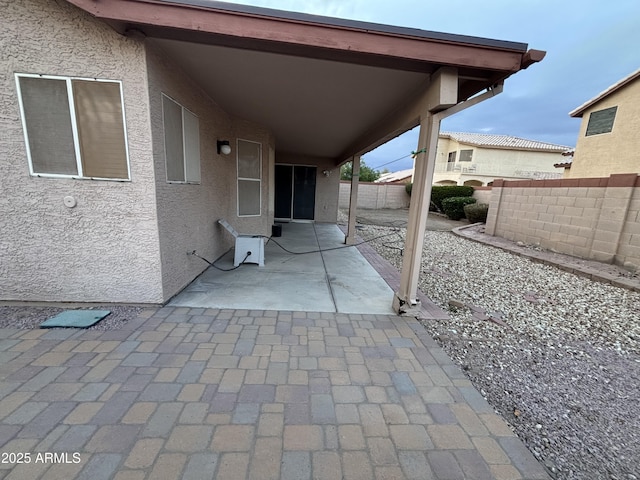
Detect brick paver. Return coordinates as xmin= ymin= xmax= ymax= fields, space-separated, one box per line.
xmin=0 ymin=308 xmax=551 ymax=479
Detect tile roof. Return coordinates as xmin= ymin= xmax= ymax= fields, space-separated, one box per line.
xmin=440 ymin=132 xmax=571 ymax=151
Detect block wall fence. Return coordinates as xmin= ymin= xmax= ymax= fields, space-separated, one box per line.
xmin=339 ymin=181 xmax=410 ymax=209
xmin=485 ymin=174 xmax=640 ymax=271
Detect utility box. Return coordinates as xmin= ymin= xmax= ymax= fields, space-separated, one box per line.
xmin=272 ymin=224 xmax=282 ymax=237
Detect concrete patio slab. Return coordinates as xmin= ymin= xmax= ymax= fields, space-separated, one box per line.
xmin=169 ymin=223 xmax=395 ymax=315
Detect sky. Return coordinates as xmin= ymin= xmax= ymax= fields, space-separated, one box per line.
xmin=227 ymin=0 xmax=640 ymax=172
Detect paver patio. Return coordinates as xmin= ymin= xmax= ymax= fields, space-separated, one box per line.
xmin=0 ymin=307 xmax=550 ymax=479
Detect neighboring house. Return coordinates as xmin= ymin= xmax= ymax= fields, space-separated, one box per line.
xmin=375 ymin=168 xmax=413 ymax=184
xmin=0 ymin=0 xmax=542 ymax=305
xmin=433 ymin=132 xmax=570 ymax=186
xmin=558 ymin=68 xmax=640 ymax=178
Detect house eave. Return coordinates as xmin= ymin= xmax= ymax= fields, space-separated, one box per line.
xmin=569 ymin=67 xmax=640 ymax=118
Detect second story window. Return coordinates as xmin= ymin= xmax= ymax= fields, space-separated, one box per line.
xmin=585 ymin=106 xmax=617 ymax=136
xmin=459 ymin=149 xmax=473 ymax=162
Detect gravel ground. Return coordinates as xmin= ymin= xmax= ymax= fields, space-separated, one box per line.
xmin=358 ymin=222 xmax=640 ymax=480
xmin=0 ymin=305 xmax=144 ymax=330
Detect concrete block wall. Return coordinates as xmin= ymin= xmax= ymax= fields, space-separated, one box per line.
xmin=339 ymin=182 xmax=410 ymax=209
xmin=486 ymin=174 xmax=640 ymax=271
xmin=472 ymin=187 xmax=492 ymax=205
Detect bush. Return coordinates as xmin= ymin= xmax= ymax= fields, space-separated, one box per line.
xmin=464 ymin=203 xmax=489 ymax=223
xmin=405 ymin=182 xmax=412 ymax=196
xmin=431 ymin=186 xmax=474 ymax=211
xmin=442 ymin=196 xmax=476 ymax=221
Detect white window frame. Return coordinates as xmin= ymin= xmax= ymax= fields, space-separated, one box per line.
xmin=161 ymin=93 xmax=201 ymax=184
xmin=237 ymin=138 xmax=262 ymax=217
xmin=15 ymin=73 xmax=131 ymax=181
xmin=459 ymin=149 xmax=474 ymax=162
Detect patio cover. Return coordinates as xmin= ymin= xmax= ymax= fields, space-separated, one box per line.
xmin=66 ymin=0 xmax=545 ymax=312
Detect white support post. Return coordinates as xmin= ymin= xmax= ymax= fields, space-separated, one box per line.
xmin=392 ymin=79 xmax=504 ymax=316
xmin=393 ymin=113 xmax=440 ymax=314
xmin=345 ymin=155 xmax=360 ymax=245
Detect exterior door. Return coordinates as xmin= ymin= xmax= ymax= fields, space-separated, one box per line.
xmin=275 ymin=165 xmax=316 ymax=221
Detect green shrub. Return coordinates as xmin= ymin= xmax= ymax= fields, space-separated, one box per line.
xmin=464 ymin=203 xmax=489 ymax=223
xmin=442 ymin=196 xmax=476 ymax=221
xmin=431 ymin=186 xmax=474 ymax=211
xmin=405 ymin=182 xmax=412 ymax=196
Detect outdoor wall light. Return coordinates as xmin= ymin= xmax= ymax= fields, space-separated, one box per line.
xmin=322 ymin=170 xmax=331 ymax=177
xmin=217 ymin=140 xmax=231 ymax=155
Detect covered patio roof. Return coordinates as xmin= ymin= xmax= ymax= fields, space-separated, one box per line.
xmin=66 ymin=0 xmax=544 ymax=164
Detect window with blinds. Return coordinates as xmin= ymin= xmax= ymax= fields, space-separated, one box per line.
xmin=162 ymin=94 xmax=200 ymax=184
xmin=237 ymin=139 xmax=262 ymax=216
xmin=16 ymin=74 xmax=130 ymax=180
xmin=586 ymin=106 xmax=617 ymax=136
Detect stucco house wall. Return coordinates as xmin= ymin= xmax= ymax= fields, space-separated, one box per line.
xmin=568 ymin=78 xmax=640 ymax=178
xmin=146 ymin=42 xmax=243 ymax=301
xmin=0 ymin=0 xmax=164 ymax=303
xmin=2 ymin=0 xmax=340 ymax=304
xmin=434 ymin=136 xmax=565 ymax=186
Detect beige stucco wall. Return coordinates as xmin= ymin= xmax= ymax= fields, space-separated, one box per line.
xmin=568 ymin=80 xmax=640 ymax=178
xmin=486 ymin=175 xmax=640 ymax=271
xmin=146 ymin=41 xmax=277 ymax=301
xmin=0 ymin=0 xmax=164 ymax=303
xmin=275 ymin=153 xmax=340 ymax=223
xmin=434 ymin=137 xmax=564 ymax=185
xmin=339 ymin=182 xmax=410 ymax=209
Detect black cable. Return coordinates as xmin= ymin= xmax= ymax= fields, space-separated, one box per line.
xmin=262 ymin=229 xmax=402 ymax=255
xmin=189 ymin=226 xmax=404 ymax=270
xmin=188 ymin=250 xmax=251 ymax=271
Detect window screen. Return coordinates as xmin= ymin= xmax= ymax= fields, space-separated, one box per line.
xmin=183 ymin=109 xmax=201 ymax=184
xmin=72 ymin=80 xmax=128 ymax=179
xmin=162 ymin=94 xmax=200 ymax=183
xmin=459 ymin=149 xmax=473 ymax=162
xmin=237 ymin=139 xmax=261 ymax=216
xmin=16 ymin=74 xmax=129 ymax=180
xmin=17 ymin=77 xmax=78 ymax=175
xmin=586 ymin=106 xmax=617 ymax=136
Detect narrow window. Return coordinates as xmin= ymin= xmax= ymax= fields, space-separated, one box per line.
xmin=237 ymin=139 xmax=262 ymax=216
xmin=585 ymin=106 xmax=617 ymax=136
xmin=162 ymin=94 xmax=200 ymax=183
xmin=16 ymin=74 xmax=130 ymax=180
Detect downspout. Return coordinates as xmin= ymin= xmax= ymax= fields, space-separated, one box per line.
xmin=394 ymin=83 xmax=504 ymax=314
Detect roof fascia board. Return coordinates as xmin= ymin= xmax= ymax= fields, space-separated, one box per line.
xmin=159 ymin=0 xmax=528 ymax=51
xmin=66 ymin=0 xmax=528 ymax=72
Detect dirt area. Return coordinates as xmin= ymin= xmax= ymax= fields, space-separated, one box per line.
xmin=339 ymin=207 xmax=464 ymax=231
